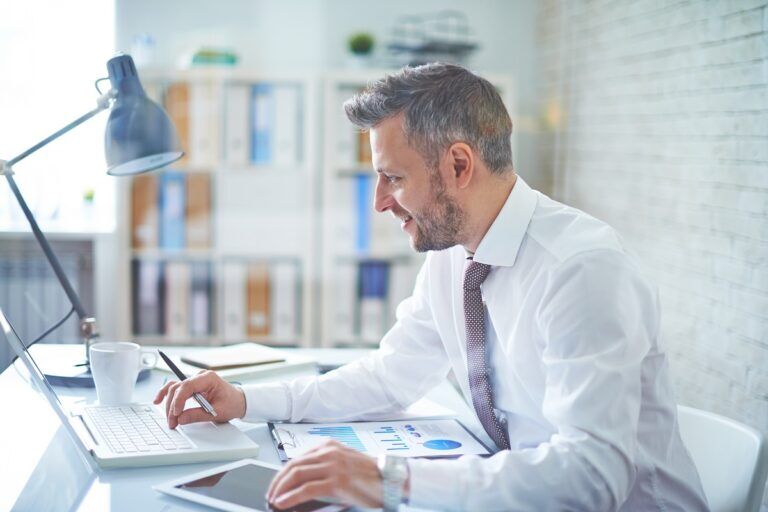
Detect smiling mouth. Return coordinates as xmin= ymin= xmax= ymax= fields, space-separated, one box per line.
xmin=400 ymin=215 xmax=413 ymax=229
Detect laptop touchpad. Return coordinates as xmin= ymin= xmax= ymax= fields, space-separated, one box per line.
xmin=179 ymin=422 xmax=230 ymax=443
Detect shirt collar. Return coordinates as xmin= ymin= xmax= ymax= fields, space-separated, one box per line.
xmin=472 ymin=175 xmax=537 ymax=268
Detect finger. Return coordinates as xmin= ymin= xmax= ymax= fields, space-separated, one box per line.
xmin=267 ymin=449 xmax=335 ymax=500
xmin=166 ymin=383 xmax=184 ymax=429
xmin=267 ymin=442 xmax=348 ymax=502
xmin=153 ymin=380 xmax=178 ymax=404
xmin=273 ymin=479 xmax=334 ymax=510
xmin=268 ymin=463 xmax=330 ymax=503
xmin=176 ymin=406 xmax=215 ymax=426
xmin=170 ymin=373 xmax=217 ymax=417
xmin=267 ymin=458 xmax=297 ymax=500
xmin=165 ymin=382 xmax=181 ymax=421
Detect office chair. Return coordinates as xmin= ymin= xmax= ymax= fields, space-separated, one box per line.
xmin=677 ymin=405 xmax=768 ymax=512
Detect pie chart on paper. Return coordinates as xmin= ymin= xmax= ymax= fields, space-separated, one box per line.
xmin=423 ymin=439 xmax=462 ymax=450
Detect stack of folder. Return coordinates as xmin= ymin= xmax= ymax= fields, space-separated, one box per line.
xmin=155 ymin=342 xmax=317 ymax=381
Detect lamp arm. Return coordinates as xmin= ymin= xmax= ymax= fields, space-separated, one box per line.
xmin=0 ymin=91 xmax=116 ymax=352
xmin=3 ymin=173 xmax=89 ymax=321
xmin=2 ymin=171 xmax=100 ymax=349
xmin=8 ymin=90 xmax=114 ymax=167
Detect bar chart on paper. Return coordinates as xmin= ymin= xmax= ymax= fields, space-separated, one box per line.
xmin=307 ymin=426 xmax=367 ymax=452
xmin=273 ymin=419 xmax=491 ymax=459
xmin=372 ymin=425 xmax=409 ymax=451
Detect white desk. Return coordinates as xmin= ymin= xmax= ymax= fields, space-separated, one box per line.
xmin=1 ymin=345 xmax=487 ymax=511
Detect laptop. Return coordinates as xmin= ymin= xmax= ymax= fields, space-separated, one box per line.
xmin=0 ymin=308 xmax=259 ymax=469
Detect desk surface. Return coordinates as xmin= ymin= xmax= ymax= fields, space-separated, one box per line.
xmin=1 ymin=344 xmax=484 ymax=512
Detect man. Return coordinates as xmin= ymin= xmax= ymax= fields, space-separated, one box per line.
xmin=155 ymin=63 xmax=709 ymax=511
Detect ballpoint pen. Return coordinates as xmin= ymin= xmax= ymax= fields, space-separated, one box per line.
xmin=158 ymin=350 xmax=218 ymax=418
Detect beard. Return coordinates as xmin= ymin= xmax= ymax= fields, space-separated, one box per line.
xmin=409 ymin=174 xmax=466 ymax=252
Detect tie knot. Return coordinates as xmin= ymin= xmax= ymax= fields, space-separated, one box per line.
xmin=463 ymin=260 xmax=491 ymax=291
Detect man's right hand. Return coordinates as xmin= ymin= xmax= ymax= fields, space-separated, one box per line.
xmin=153 ymin=370 xmax=246 ymax=429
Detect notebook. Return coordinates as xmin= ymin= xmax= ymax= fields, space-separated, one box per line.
xmin=181 ymin=342 xmax=285 ymax=370
xmin=156 ymin=343 xmax=316 ymax=382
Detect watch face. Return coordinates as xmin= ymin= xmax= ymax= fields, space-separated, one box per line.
xmin=380 ymin=456 xmax=408 ymax=512
xmin=383 ymin=455 xmax=408 ymax=481
xmin=377 ymin=453 xmax=388 ymax=473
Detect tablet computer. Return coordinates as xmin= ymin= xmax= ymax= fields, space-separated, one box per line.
xmin=154 ymin=459 xmax=348 ymax=512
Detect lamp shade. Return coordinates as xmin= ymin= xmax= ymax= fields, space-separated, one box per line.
xmin=104 ymin=54 xmax=184 ymax=176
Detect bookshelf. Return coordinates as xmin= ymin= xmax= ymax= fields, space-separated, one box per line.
xmin=319 ymin=71 xmax=517 ymax=348
xmin=116 ymin=67 xmax=514 ymax=350
xmin=119 ymin=68 xmax=318 ymax=347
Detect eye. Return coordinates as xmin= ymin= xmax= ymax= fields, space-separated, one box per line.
xmin=385 ymin=174 xmax=401 ymax=184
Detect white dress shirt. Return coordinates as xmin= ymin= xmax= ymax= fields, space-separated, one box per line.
xmin=242 ymin=177 xmax=709 ymax=511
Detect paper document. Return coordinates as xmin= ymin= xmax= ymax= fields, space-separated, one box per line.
xmin=181 ymin=342 xmax=285 ymax=370
xmin=355 ymin=397 xmax=456 ymax=421
xmin=270 ymin=419 xmax=490 ymax=460
xmin=155 ymin=353 xmax=316 ymax=381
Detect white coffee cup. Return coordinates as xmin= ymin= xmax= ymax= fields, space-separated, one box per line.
xmin=89 ymin=342 xmax=157 ymax=405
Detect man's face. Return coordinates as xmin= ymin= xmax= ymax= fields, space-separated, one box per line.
xmin=369 ymin=116 xmax=466 ymax=252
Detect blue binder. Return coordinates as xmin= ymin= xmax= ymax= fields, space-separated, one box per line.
xmin=355 ymin=174 xmax=373 ymax=253
xmin=159 ymin=172 xmax=186 ymax=249
xmin=251 ymin=83 xmax=273 ymax=164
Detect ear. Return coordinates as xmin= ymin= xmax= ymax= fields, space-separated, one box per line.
xmin=447 ymin=142 xmax=474 ymax=189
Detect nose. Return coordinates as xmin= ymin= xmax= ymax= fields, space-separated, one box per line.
xmin=373 ymin=174 xmax=394 ymax=213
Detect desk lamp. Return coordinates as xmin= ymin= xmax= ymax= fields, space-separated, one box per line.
xmin=0 ymin=54 xmax=183 ymax=386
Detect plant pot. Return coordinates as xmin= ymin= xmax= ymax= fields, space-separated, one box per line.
xmin=347 ymin=53 xmax=373 ymax=69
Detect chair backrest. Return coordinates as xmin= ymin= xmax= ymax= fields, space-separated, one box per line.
xmin=677 ymin=405 xmax=768 ymax=512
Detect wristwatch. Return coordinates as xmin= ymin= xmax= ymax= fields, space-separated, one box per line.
xmin=377 ymin=454 xmax=409 ymax=511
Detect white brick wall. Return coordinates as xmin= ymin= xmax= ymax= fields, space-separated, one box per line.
xmin=537 ymin=0 xmax=768 ymax=507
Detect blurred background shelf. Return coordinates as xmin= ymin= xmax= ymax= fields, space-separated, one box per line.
xmin=119 ymin=68 xmax=318 ymax=348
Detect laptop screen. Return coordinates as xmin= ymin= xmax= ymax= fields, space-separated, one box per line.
xmin=0 ymin=308 xmax=77 ymax=433
xmin=1 ymin=307 xmax=99 ymax=475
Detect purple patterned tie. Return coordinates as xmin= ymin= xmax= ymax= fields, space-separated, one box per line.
xmin=464 ymin=259 xmax=510 ymax=450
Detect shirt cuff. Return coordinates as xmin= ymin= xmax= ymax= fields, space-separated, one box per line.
xmin=240 ymin=382 xmax=291 ymax=422
xmin=407 ymin=457 xmax=466 ymax=511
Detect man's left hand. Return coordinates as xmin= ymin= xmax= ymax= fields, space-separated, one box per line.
xmin=267 ymin=440 xmax=383 ymax=509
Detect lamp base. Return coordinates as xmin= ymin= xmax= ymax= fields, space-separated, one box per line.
xmin=44 ymin=365 xmax=152 ymax=388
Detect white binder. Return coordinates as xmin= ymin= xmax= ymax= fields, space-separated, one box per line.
xmin=223 ymin=84 xmax=251 ymax=168
xmin=165 ymin=261 xmax=190 ymax=339
xmin=222 ymin=261 xmax=247 ymax=342
xmin=269 ymin=260 xmax=300 ymax=343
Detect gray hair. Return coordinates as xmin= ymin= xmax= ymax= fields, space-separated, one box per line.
xmin=344 ymin=63 xmax=513 ymax=174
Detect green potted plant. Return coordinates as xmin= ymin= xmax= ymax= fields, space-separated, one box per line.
xmin=347 ymin=32 xmax=375 ymax=68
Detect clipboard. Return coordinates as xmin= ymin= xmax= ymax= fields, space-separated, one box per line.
xmin=268 ymin=419 xmax=493 ymax=462
xmin=269 ymin=423 xmax=291 ymax=461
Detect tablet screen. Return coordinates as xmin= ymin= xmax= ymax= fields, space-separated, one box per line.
xmin=176 ymin=463 xmax=346 ymax=512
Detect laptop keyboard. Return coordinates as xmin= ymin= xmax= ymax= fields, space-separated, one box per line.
xmin=86 ymin=405 xmax=193 ymax=454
